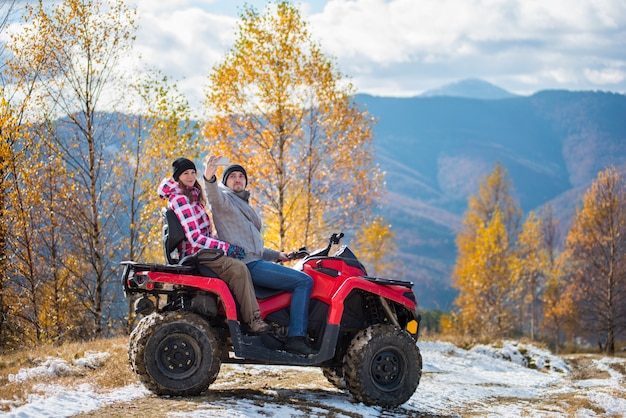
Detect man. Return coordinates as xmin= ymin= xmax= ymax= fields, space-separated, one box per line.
xmin=203 ymin=156 xmax=315 ymax=355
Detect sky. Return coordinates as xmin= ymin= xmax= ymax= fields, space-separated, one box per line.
xmin=3 ymin=340 xmax=626 ymax=417
xmin=125 ymin=0 xmax=626 ymax=112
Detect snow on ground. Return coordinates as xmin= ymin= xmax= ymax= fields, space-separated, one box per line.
xmin=573 ymin=357 xmax=626 ymax=416
xmin=2 ymin=340 xmax=625 ymax=417
xmin=7 ymin=352 xmax=111 ymax=383
xmin=414 ymin=341 xmax=569 ymax=414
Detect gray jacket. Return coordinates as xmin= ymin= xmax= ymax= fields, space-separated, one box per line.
xmin=204 ymin=176 xmax=280 ymax=264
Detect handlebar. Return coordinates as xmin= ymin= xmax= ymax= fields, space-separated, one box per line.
xmin=330 ymin=232 xmax=344 ymax=245
xmin=287 ymin=247 xmax=310 ymax=260
xmin=284 ymin=232 xmax=344 ymax=262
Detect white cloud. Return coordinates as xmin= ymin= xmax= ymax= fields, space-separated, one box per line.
xmin=305 ymin=0 xmax=626 ymax=95
xmin=585 ymin=66 xmax=626 ymax=84
xmin=134 ymin=4 xmax=236 ymax=76
xmin=325 ymin=0 xmax=620 ymax=56
xmin=122 ymin=0 xmax=626 ymax=108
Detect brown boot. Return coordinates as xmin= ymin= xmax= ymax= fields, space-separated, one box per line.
xmin=249 ymin=317 xmax=271 ymax=334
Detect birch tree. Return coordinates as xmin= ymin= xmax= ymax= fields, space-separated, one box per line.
xmin=353 ymin=216 xmax=399 ymax=277
xmin=452 ymin=163 xmax=522 ymax=338
xmin=8 ymin=0 xmax=137 ymax=337
xmin=116 ymin=73 xmax=199 ymax=330
xmin=203 ymin=1 xmax=384 ymax=253
xmin=563 ymin=166 xmax=626 ymax=355
xmin=510 ymin=212 xmax=547 ymax=340
xmin=117 ymin=73 xmax=199 ymax=266
xmin=540 ymin=205 xmax=571 ymax=352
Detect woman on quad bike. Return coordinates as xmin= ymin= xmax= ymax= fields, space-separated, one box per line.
xmin=157 ymin=157 xmax=271 ymax=334
xmin=203 ymin=155 xmax=315 ymax=355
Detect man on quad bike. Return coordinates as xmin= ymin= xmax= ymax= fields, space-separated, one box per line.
xmin=203 ymin=155 xmax=315 ymax=355
xmin=157 ymin=157 xmax=270 ymax=334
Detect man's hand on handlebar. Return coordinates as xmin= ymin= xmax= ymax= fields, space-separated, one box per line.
xmin=277 ymin=248 xmax=309 ymax=263
xmin=277 ymin=252 xmax=290 ymax=262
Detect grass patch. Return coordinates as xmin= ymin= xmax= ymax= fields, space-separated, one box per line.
xmin=0 ymin=336 xmax=137 ymax=412
xmin=554 ymin=393 xmax=606 ymax=416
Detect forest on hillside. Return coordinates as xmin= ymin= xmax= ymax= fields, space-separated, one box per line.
xmin=359 ymin=90 xmax=626 ymax=313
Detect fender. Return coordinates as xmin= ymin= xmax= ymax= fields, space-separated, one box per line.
xmin=136 ymin=270 xmax=238 ymax=320
xmin=327 ymin=276 xmax=417 ymax=325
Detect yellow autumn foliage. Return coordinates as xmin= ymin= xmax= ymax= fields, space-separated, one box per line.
xmin=202 ymin=2 xmax=386 ymax=256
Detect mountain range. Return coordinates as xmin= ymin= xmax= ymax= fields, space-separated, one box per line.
xmin=356 ymin=79 xmax=626 ymax=310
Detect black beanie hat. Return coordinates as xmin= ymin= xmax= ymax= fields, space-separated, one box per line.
xmin=172 ymin=157 xmax=196 ymax=180
xmin=222 ymin=164 xmax=247 ymax=186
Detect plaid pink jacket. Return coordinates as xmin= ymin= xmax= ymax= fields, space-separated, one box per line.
xmin=157 ymin=177 xmax=230 ymax=257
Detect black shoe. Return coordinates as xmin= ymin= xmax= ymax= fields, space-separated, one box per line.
xmin=260 ymin=333 xmax=284 ymax=349
xmin=284 ymin=336 xmax=315 ymax=355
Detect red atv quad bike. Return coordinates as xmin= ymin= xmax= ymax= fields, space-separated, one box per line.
xmin=120 ymin=209 xmax=422 ymax=408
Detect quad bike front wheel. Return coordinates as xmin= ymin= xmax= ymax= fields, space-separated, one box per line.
xmin=129 ymin=311 xmax=221 ymax=396
xmin=343 ymin=324 xmax=422 ymax=408
xmin=321 ymin=366 xmax=347 ymax=391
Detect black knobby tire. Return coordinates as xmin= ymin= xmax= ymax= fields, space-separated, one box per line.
xmin=128 ymin=313 xmax=156 ymax=370
xmin=129 ymin=311 xmax=221 ymax=396
xmin=343 ymin=324 xmax=422 ymax=408
xmin=321 ymin=366 xmax=347 ymax=391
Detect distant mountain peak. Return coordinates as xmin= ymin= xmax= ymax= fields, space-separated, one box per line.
xmin=421 ymin=78 xmax=519 ymax=100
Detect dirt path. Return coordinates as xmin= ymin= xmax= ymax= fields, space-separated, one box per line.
xmin=74 ymin=364 xmax=447 ymax=417
xmin=73 ymin=354 xmax=625 ymax=418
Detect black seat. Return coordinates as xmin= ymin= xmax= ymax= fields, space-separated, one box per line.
xmin=162 ymin=208 xmax=223 ymax=275
xmin=163 ymin=208 xmax=186 ymax=265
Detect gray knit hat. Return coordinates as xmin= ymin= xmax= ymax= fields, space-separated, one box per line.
xmin=222 ymin=164 xmax=247 ymax=186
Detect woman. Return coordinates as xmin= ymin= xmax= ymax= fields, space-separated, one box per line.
xmin=157 ymin=157 xmax=270 ymax=334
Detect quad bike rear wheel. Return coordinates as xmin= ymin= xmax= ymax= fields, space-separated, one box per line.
xmin=343 ymin=324 xmax=422 ymax=407
xmin=129 ymin=311 xmax=221 ymax=396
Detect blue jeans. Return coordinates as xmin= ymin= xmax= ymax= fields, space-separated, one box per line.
xmin=247 ymin=260 xmax=313 ymax=337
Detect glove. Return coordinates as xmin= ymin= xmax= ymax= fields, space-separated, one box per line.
xmin=227 ymin=244 xmax=246 ymax=260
